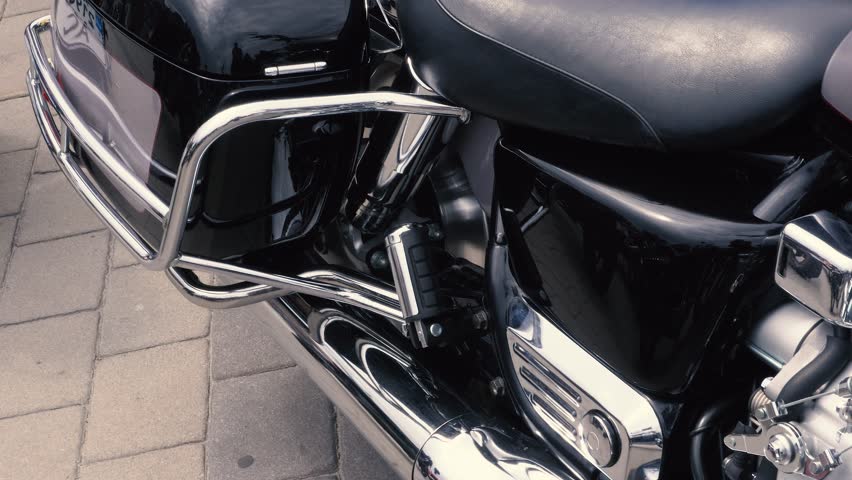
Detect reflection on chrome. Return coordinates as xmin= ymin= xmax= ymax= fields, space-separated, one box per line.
xmin=507 ymin=296 xmax=664 ymax=480
xmin=776 ymin=211 xmax=852 ymax=328
xmin=256 ymin=302 xmax=581 ymax=480
xmin=25 ymin=15 xmax=470 ymax=321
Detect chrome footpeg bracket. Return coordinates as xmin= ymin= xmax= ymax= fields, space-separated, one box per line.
xmin=24 ymin=15 xmax=469 ymax=325
xmin=775 ymin=211 xmax=852 ymax=328
xmin=385 ymin=223 xmax=453 ymax=348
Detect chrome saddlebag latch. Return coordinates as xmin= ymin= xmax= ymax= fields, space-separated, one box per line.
xmin=776 ymin=210 xmax=852 ymax=328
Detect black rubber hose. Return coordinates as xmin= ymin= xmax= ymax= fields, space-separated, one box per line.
xmin=689 ymin=397 xmax=739 ymax=480
xmin=777 ymin=328 xmax=852 ymax=407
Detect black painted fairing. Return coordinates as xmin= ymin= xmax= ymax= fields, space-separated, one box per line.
xmin=81 ymin=0 xmax=368 ymax=79
xmin=54 ymin=0 xmax=367 ymax=259
xmin=492 ymin=139 xmax=783 ymax=396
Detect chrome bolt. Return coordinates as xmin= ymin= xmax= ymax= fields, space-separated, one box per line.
xmin=489 ymin=377 xmax=506 ymax=397
xmin=429 ymin=323 xmax=443 ymax=337
xmin=369 ymin=251 xmax=389 ymax=270
xmin=765 ymin=434 xmax=794 ymax=466
xmin=427 ymin=224 xmax=444 ymax=241
xmin=495 ymin=233 xmax=506 ymax=245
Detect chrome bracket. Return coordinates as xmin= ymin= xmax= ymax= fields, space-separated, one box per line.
xmin=775 ymin=211 xmax=852 ymax=328
xmin=24 ymin=15 xmax=470 ymax=335
xmin=506 ymin=296 xmax=664 ymax=480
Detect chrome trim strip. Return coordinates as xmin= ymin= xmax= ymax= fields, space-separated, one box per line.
xmin=406 ymin=57 xmax=434 ymax=92
xmin=507 ymin=298 xmax=663 ymax=480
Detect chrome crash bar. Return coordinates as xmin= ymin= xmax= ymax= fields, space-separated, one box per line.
xmin=25 ymin=16 xmax=469 ymax=330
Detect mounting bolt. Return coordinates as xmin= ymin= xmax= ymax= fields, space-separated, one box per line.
xmin=429 ymin=323 xmax=443 ymax=337
xmin=472 ymin=310 xmax=489 ymax=330
xmin=495 ymin=232 xmax=506 ymax=245
xmin=765 ymin=434 xmax=794 ymax=466
xmin=427 ymin=224 xmax=444 ymax=241
xmin=489 ymin=377 xmax=507 ymax=397
xmin=369 ymin=251 xmax=389 ymax=271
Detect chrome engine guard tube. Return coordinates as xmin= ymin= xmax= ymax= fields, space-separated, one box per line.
xmin=256 ymin=299 xmax=584 ymax=480
xmin=25 ymin=16 xmax=468 ymax=326
xmin=170 ymin=255 xmax=409 ymax=334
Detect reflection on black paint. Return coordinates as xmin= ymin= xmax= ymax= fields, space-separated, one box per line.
xmin=499 ymin=143 xmax=782 ymax=394
xmin=89 ymin=0 xmax=365 ymax=78
xmin=57 ymin=0 xmax=368 ymax=259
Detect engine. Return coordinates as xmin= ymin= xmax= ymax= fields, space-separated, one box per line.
xmin=729 ymin=211 xmax=852 ymax=479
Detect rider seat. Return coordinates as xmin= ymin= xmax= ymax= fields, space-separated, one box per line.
xmin=398 ymin=0 xmax=852 ymax=151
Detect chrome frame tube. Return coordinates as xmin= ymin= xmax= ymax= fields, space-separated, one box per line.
xmin=26 ymin=15 xmax=469 ymax=270
xmin=165 ymin=267 xmax=287 ymax=309
xmin=171 ymin=255 xmax=407 ymax=333
xmin=25 ymin=15 xmax=469 ymax=320
xmin=26 ymin=16 xmax=169 ymax=220
xmin=350 ymin=84 xmax=451 ymax=233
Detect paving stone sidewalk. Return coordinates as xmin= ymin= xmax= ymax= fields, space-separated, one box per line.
xmin=0 ymin=6 xmax=395 ymax=480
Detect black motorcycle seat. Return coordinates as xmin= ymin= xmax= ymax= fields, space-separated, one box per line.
xmin=398 ymin=0 xmax=852 ymax=151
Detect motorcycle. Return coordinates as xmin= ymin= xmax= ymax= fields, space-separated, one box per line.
xmin=22 ymin=0 xmax=852 ymax=478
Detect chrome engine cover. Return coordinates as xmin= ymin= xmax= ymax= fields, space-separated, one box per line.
xmin=505 ymin=297 xmax=664 ymax=480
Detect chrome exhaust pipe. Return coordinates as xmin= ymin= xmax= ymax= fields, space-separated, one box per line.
xmin=254 ymin=299 xmax=584 ymax=480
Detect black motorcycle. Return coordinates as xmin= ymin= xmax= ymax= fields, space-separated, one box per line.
xmin=24 ymin=0 xmax=852 ymax=478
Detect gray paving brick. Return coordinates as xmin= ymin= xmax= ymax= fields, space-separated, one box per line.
xmin=99 ymin=266 xmax=209 ymax=356
xmin=0 ymin=215 xmax=14 ymax=283
xmin=17 ymin=171 xmax=105 ymax=244
xmin=4 ymin=0 xmax=50 ymax=16
xmin=0 ymin=406 xmax=82 ymax=480
xmin=0 ymin=148 xmax=34 ymax=216
xmin=208 ymin=367 xmax=337 ymax=480
xmin=0 ymin=311 xmax=97 ymax=418
xmin=78 ymin=443 xmax=205 ymax=480
xmin=211 ymin=306 xmax=294 ymax=380
xmin=83 ymin=339 xmax=209 ymax=462
xmin=0 ymin=10 xmax=50 ymax=101
xmin=0 ymin=230 xmax=108 ymax=324
xmin=338 ymin=415 xmax=398 ymax=480
xmin=111 ymin=235 xmax=140 ymax=268
xmin=0 ymin=95 xmax=40 ymax=153
xmin=32 ymin=139 xmax=58 ymax=172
